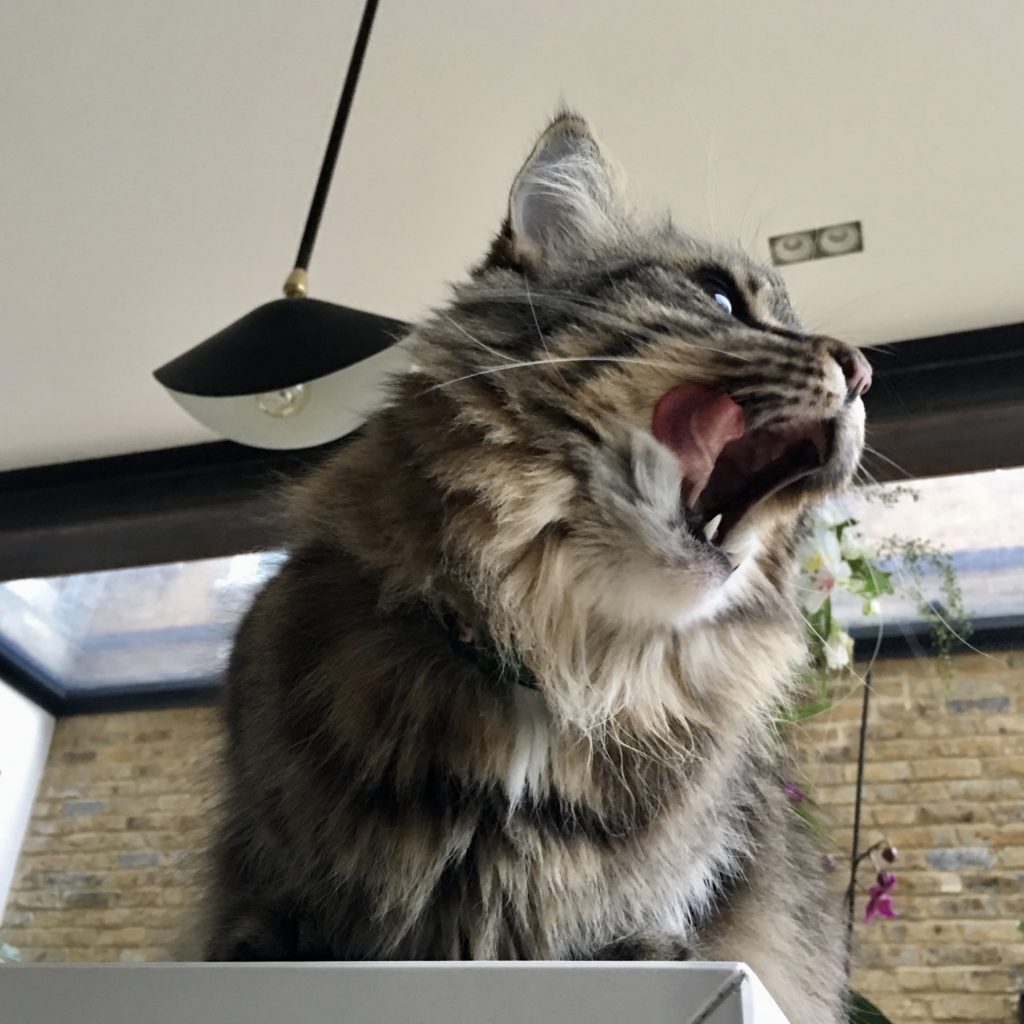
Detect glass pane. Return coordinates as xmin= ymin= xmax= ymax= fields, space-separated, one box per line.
xmin=833 ymin=465 xmax=1024 ymax=630
xmin=0 ymin=552 xmax=285 ymax=692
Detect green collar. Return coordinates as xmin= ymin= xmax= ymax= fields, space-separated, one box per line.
xmin=443 ymin=610 xmax=539 ymax=691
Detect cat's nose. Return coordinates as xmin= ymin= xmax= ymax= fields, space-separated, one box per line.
xmin=828 ymin=342 xmax=872 ymax=403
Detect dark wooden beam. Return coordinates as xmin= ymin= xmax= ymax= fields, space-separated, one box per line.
xmin=862 ymin=321 xmax=1024 ymax=479
xmin=0 ymin=439 xmax=343 ymax=582
xmin=864 ymin=400 xmax=1024 ymax=481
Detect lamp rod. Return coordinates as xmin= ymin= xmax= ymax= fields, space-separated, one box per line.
xmin=287 ymin=0 xmax=381 ymax=295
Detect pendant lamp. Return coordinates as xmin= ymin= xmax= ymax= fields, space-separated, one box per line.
xmin=154 ymin=0 xmax=408 ymax=449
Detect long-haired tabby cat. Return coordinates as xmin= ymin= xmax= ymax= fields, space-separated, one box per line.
xmin=206 ymin=113 xmax=871 ymax=1024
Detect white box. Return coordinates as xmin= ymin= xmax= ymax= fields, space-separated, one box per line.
xmin=0 ymin=962 xmax=790 ymax=1024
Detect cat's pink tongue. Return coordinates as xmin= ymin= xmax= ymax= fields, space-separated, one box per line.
xmin=652 ymin=385 xmax=746 ymax=508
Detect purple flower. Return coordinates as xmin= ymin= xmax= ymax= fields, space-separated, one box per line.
xmin=864 ymin=872 xmax=898 ymax=923
xmin=784 ymin=781 xmax=806 ymax=805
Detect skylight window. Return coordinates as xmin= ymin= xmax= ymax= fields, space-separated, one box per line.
xmin=0 ymin=552 xmax=284 ymax=697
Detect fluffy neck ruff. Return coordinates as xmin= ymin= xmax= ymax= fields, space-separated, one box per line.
xmin=290 ymin=383 xmax=806 ymax=743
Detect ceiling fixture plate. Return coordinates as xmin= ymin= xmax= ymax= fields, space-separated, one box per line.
xmin=769 ymin=221 xmax=863 ymax=266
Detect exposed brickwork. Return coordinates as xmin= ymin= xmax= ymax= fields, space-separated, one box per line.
xmin=1 ymin=653 xmax=1021 ymax=1024
xmin=0 ymin=707 xmax=220 ymax=962
xmin=795 ymin=651 xmax=1024 ymax=1023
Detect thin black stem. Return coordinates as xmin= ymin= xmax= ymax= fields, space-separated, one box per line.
xmin=846 ymin=667 xmax=873 ymax=972
xmin=293 ymin=0 xmax=381 ymax=272
xmin=843 ymin=841 xmax=883 ymax=908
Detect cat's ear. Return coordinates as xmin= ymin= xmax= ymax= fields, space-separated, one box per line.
xmin=506 ymin=113 xmax=619 ymax=264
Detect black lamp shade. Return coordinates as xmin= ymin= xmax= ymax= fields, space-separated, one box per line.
xmin=154 ymin=298 xmax=407 ymax=397
xmin=153 ymin=299 xmax=412 ymax=450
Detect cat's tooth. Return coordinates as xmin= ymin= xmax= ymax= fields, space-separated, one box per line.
xmin=703 ymin=513 xmax=723 ymax=544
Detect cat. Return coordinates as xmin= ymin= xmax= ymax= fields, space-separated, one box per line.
xmin=204 ymin=112 xmax=871 ymax=1024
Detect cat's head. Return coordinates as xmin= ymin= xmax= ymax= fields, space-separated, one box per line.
xmin=327 ymin=113 xmax=869 ymax=730
xmin=408 ymin=114 xmax=868 ymax=629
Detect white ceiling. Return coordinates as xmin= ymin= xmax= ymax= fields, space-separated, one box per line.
xmin=4 ymin=0 xmax=1024 ymax=471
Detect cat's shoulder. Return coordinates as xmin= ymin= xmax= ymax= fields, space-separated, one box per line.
xmin=228 ymin=543 xmax=378 ymax=685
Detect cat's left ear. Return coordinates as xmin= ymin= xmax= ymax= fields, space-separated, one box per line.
xmin=504 ymin=113 xmax=620 ymax=266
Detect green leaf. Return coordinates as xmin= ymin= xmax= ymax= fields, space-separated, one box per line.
xmin=845 ymin=560 xmax=894 ymax=597
xmin=792 ymin=801 xmax=824 ymax=837
xmin=1018 ymin=919 xmax=1024 ymax=939
xmin=778 ymin=697 xmax=834 ymax=723
xmin=847 ymin=991 xmax=895 ymax=1024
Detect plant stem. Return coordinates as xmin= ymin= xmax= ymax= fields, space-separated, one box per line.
xmin=843 ymin=842 xmax=883 ymax=911
xmin=846 ymin=667 xmax=873 ymax=974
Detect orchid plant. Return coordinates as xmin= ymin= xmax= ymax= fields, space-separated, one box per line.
xmin=790 ymin=498 xmax=894 ymax=717
xmin=846 ymin=838 xmax=900 ymax=923
xmin=781 ymin=488 xmax=971 ymax=1024
xmin=790 ymin=489 xmax=971 ymax=717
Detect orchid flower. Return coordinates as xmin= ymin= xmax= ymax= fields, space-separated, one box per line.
xmin=839 ymin=524 xmax=876 ymax=561
xmin=783 ymin=781 xmax=806 ymax=804
xmin=823 ymin=619 xmax=854 ymax=671
xmin=864 ymin=872 xmax=898 ymax=923
xmin=800 ymin=528 xmax=853 ymax=612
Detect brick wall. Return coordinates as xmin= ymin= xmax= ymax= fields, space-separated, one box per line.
xmin=795 ymin=651 xmax=1024 ymax=1023
xmin=0 ymin=706 xmax=220 ymax=962
xmin=1 ymin=653 xmax=1022 ymax=1023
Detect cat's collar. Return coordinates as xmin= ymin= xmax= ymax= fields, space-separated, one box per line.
xmin=442 ymin=610 xmax=539 ymax=692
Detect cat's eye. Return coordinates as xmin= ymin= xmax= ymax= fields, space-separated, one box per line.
xmin=701 ymin=280 xmax=739 ymax=318
xmin=696 ymin=268 xmax=746 ymax=323
xmin=712 ymin=292 xmax=733 ymax=315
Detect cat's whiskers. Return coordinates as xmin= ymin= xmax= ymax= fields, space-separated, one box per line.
xmin=860 ymin=444 xmax=915 ymax=482
xmin=892 ymin=611 xmax=1002 ymax=667
xmin=422 ymin=354 xmax=691 ymax=394
xmin=523 ymin=273 xmax=568 ymax=387
xmin=437 ymin=310 xmax=516 ymax=365
xmin=852 ymin=465 xmax=884 ymax=490
xmin=791 ymin=582 xmax=833 ymax=595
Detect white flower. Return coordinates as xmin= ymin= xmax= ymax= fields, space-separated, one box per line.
xmin=801 ymin=573 xmax=833 ymax=613
xmin=812 ymin=498 xmax=850 ymax=529
xmin=862 ymin=597 xmax=882 ymax=617
xmin=799 ymin=528 xmax=852 ymax=611
xmin=823 ymin=622 xmax=854 ymax=671
xmin=840 ymin=525 xmax=876 ymax=561
xmin=799 ymin=526 xmax=845 ymax=574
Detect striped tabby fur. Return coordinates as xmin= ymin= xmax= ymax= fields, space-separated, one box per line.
xmin=205 ymin=113 xmax=866 ymax=1024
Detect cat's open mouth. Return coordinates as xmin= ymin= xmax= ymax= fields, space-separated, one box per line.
xmin=652 ymin=384 xmax=833 ymax=547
